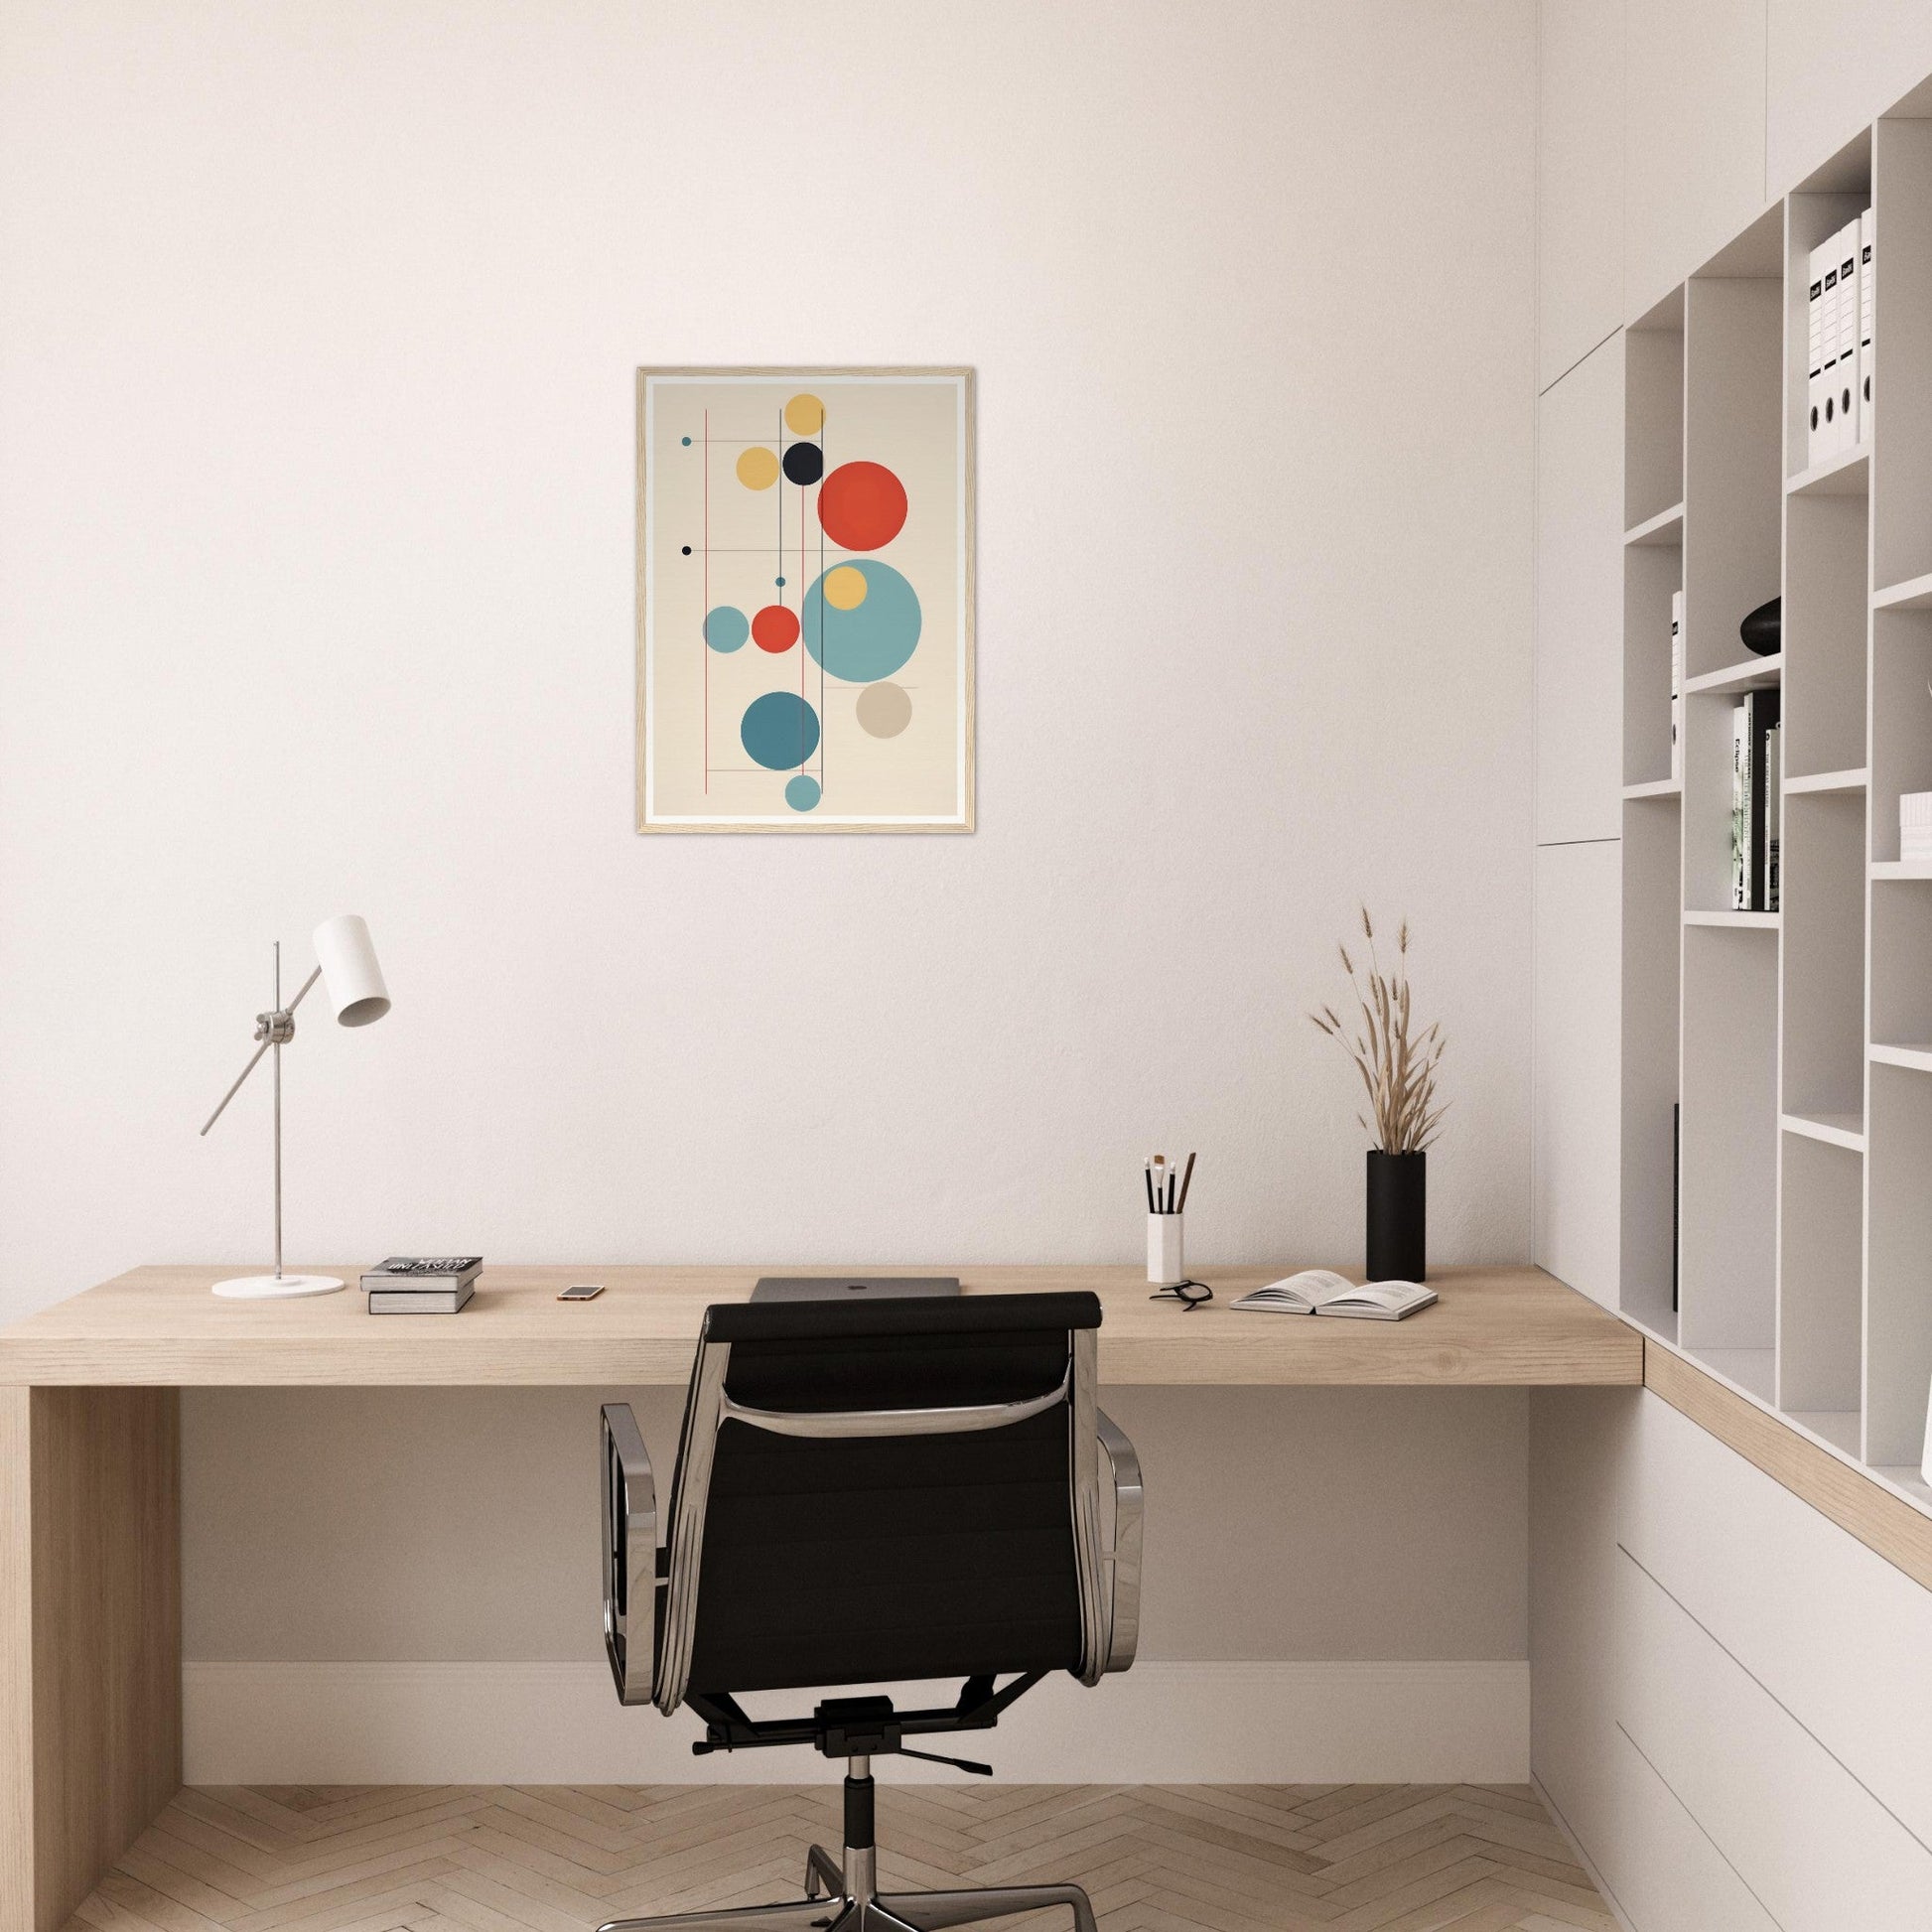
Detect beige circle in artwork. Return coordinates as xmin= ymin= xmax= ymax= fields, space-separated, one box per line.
xmin=784 ymin=393 xmax=825 ymax=435
xmin=736 ymin=446 xmax=779 ymax=489
xmin=823 ymin=563 xmax=869 ymax=610
xmin=856 ymin=680 xmax=912 ymax=739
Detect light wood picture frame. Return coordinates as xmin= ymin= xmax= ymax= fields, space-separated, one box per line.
xmin=635 ymin=366 xmax=975 ymax=833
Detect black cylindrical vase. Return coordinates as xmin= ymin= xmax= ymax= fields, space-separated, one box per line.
xmin=1366 ymin=1150 xmax=1426 ymax=1282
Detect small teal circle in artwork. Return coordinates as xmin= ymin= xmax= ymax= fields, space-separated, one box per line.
xmin=803 ymin=560 xmax=922 ymax=683
xmin=741 ymin=690 xmax=821 ymax=770
xmin=704 ymin=605 xmax=749 ymax=652
xmin=785 ymin=774 xmax=822 ymax=812
xmin=774 ymin=575 xmax=786 ymax=587
xmin=681 ymin=436 xmax=692 ymax=446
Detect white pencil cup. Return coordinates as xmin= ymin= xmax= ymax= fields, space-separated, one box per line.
xmin=1147 ymin=1213 xmax=1185 ymax=1287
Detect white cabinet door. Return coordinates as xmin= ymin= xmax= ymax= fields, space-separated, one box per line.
xmin=1536 ymin=337 xmax=1624 ymax=844
xmin=1538 ymin=0 xmax=1624 ymax=389
xmin=1623 ymin=1390 xmax=1932 ymax=1849
xmin=1625 ymin=0 xmax=1768 ymax=317
xmin=1768 ymin=1 xmax=1932 ymax=195
xmin=1533 ymin=841 xmax=1621 ymax=1306
xmin=1615 ymin=1547 xmax=1932 ymax=1929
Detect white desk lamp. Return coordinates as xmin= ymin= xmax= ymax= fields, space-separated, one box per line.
xmin=200 ymin=914 xmax=390 ymax=1299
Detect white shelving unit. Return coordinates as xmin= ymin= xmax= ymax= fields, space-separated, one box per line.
xmin=1620 ymin=110 xmax=1932 ymax=1518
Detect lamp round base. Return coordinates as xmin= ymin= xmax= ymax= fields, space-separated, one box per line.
xmin=210 ymin=1274 xmax=345 ymax=1300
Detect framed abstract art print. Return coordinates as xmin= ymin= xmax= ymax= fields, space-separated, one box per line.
xmin=635 ymin=366 xmax=974 ymax=832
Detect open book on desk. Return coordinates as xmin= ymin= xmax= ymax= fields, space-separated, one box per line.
xmin=1230 ymin=1270 xmax=1437 ymax=1320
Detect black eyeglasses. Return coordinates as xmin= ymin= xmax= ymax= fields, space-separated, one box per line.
xmin=1149 ymin=1279 xmax=1214 ymax=1311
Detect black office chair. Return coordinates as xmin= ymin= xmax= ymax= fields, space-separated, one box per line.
xmin=597 ymin=1291 xmax=1143 ymax=1932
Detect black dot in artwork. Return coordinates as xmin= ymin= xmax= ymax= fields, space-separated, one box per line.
xmin=681 ymin=545 xmax=692 ymax=555
xmin=782 ymin=441 xmax=824 ymax=485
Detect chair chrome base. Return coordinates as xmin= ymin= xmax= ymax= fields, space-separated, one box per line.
xmin=595 ymin=1838 xmax=1098 ymax=1932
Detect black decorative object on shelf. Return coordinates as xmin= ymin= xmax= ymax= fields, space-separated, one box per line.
xmin=1740 ymin=595 xmax=1781 ymax=656
xmin=1366 ymin=1150 xmax=1427 ymax=1283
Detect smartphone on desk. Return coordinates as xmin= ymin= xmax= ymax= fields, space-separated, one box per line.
xmin=558 ymin=1283 xmax=605 ymax=1301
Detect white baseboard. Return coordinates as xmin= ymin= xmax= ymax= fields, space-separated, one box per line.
xmin=183 ymin=1659 xmax=1528 ymax=1785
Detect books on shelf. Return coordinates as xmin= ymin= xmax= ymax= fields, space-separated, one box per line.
xmin=1807 ymin=213 xmax=1871 ymax=464
xmin=1834 ymin=218 xmax=1860 ymax=455
xmin=1230 ymin=1271 xmax=1437 ymax=1320
xmin=1670 ymin=590 xmax=1684 ymax=781
xmin=1765 ymin=721 xmax=1781 ymax=912
xmin=1860 ymin=207 xmax=1874 ymax=442
xmin=1807 ymin=240 xmax=1828 ymax=464
xmin=1901 ymin=791 xmax=1932 ymax=863
xmin=361 ymin=1255 xmax=483 ymax=1315
xmin=1729 ymin=689 xmax=1781 ymax=911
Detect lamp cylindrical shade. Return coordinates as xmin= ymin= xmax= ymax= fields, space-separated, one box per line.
xmin=312 ymin=914 xmax=390 ymax=1028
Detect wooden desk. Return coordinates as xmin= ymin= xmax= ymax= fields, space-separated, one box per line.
xmin=0 ymin=1262 xmax=1637 ymax=1388
xmin=0 ymin=1262 xmax=1634 ymax=1932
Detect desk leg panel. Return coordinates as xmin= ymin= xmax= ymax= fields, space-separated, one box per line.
xmin=0 ymin=1387 xmax=182 ymax=1932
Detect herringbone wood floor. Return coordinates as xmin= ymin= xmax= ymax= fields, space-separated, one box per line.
xmin=67 ymin=1785 xmax=1615 ymax=1932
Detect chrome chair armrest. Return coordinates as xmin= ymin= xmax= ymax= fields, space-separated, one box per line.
xmin=601 ymin=1403 xmax=659 ymax=1707
xmin=1094 ymin=1408 xmax=1143 ymax=1672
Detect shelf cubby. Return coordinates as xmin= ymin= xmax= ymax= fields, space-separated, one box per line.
xmin=1622 ymin=537 xmax=1681 ymax=787
xmin=1620 ymin=792 xmax=1683 ymax=1342
xmin=1678 ymin=925 xmax=1779 ymax=1362
xmin=1784 ymin=494 xmax=1868 ymax=776
xmin=1776 ymin=1132 xmax=1863 ymax=1432
xmin=1872 ymin=113 xmax=1932 ymax=592
xmin=1779 ymin=790 xmax=1866 ymax=1120
xmin=1866 ymin=1063 xmax=1932 ymax=1467
xmin=1683 ymin=240 xmax=1782 ymax=683
xmin=1625 ymin=288 xmax=1685 ymax=532
xmin=1869 ymin=874 xmax=1932 ymax=1048
xmin=1868 ymin=608 xmax=1932 ymax=861
xmin=1785 ymin=149 xmax=1870 ymax=482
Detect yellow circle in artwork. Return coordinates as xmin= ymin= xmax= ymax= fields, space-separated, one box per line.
xmin=823 ymin=564 xmax=869 ymax=610
xmin=736 ymin=446 xmax=779 ymax=489
xmin=784 ymin=393 xmax=825 ymax=435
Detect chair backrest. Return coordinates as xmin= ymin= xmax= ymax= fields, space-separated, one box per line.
xmin=652 ymin=1292 xmax=1106 ymax=1713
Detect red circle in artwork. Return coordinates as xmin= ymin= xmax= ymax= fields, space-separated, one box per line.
xmin=816 ymin=461 xmax=907 ymax=551
xmin=752 ymin=605 xmax=800 ymax=652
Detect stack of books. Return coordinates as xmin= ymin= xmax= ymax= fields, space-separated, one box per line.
xmin=1729 ymin=691 xmax=1781 ymax=911
xmin=361 ymin=1256 xmax=483 ymax=1313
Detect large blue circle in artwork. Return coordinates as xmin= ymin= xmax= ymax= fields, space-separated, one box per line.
xmin=705 ymin=605 xmax=750 ymax=652
xmin=803 ymin=560 xmax=922 ymax=683
xmin=741 ymin=690 xmax=821 ymax=770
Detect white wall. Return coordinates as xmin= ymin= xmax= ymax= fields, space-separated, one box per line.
xmin=0 ymin=0 xmax=1536 ymax=1308
xmin=0 ymin=0 xmax=1539 ymax=1765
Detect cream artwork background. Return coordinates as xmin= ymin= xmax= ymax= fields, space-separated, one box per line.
xmin=636 ymin=369 xmax=973 ymax=831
